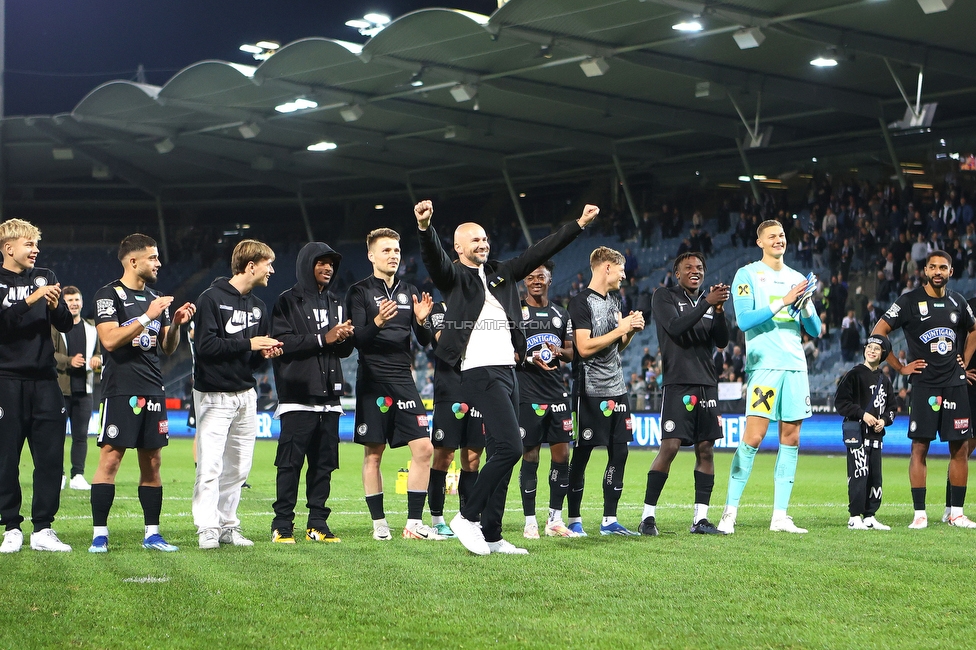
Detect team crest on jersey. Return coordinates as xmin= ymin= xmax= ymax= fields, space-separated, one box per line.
xmin=751 ymin=385 xmax=776 ymax=413
xmin=951 ymin=312 xmax=958 ymax=323
xmin=737 ymin=284 xmax=750 ymax=296
xmin=357 ymin=423 xmax=368 ymax=435
xmin=251 ymin=307 xmax=262 ymax=319
xmin=397 ymin=293 xmax=409 ymax=305
xmin=434 ymin=429 xmax=445 ymax=441
xmin=552 ymin=316 xmax=562 ymax=329
xmin=581 ymin=428 xmax=593 ymax=441
xmin=34 ymin=276 xmax=48 ymax=287
xmin=106 ymin=424 xmax=119 ymax=439
xmin=918 ymin=302 xmax=929 ymax=316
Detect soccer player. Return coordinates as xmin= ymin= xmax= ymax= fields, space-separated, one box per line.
xmin=53 ymin=286 xmax=102 ymax=491
xmin=416 ymin=199 xmax=597 ymax=555
xmin=640 ymin=252 xmax=729 ymax=536
xmin=718 ymin=220 xmax=821 ymax=534
xmin=565 ymin=246 xmax=644 ymax=537
xmin=269 ymin=242 xmax=354 ymax=544
xmin=834 ymin=334 xmax=896 ymax=530
xmin=191 ymin=240 xmax=282 ymax=549
xmin=89 ymin=234 xmax=195 ymax=553
xmin=0 ymin=219 xmax=74 ymax=553
xmin=427 ymin=301 xmax=485 ymax=538
xmin=871 ymin=250 xmax=976 ymax=528
xmin=516 ymin=262 xmax=577 ymax=539
xmin=348 ymin=228 xmax=441 ymax=542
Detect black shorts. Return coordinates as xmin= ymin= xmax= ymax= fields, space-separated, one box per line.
xmin=519 ymin=399 xmax=573 ymax=447
xmin=574 ymin=394 xmax=633 ymax=448
xmin=908 ymin=384 xmax=973 ymax=442
xmin=354 ymin=381 xmax=429 ymax=448
xmin=660 ymin=385 xmax=722 ymax=446
xmin=98 ymin=395 xmax=169 ymax=449
xmin=431 ymin=400 xmax=485 ymax=450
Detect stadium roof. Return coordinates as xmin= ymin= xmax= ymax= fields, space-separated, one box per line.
xmin=3 ymin=0 xmax=975 ymax=216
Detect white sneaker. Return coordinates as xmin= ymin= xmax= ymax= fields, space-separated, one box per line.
xmin=848 ymin=516 xmax=870 ymax=530
xmin=69 ymin=475 xmax=91 ymax=490
xmin=198 ymin=528 xmax=220 ymax=549
xmin=948 ymin=514 xmax=976 ymax=528
xmin=219 ymin=528 xmax=254 ymax=546
xmin=450 ymin=512 xmax=490 ymax=556
xmin=1 ymin=529 xmax=24 ymax=553
xmin=770 ymin=515 xmax=807 ymax=534
xmin=863 ymin=516 xmax=890 ymax=531
xmin=942 ymin=507 xmax=951 ymax=523
xmin=486 ymin=538 xmax=529 ymax=555
xmin=30 ymin=528 xmax=72 ymax=552
xmin=402 ymin=521 xmax=446 ymax=540
xmin=908 ymin=514 xmax=928 ymax=529
xmin=372 ymin=523 xmax=392 ymax=541
xmin=523 ymin=523 xmax=540 ymax=539
xmin=717 ymin=509 xmax=736 ymax=535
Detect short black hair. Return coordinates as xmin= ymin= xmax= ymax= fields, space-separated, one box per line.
xmin=118 ymin=233 xmax=157 ymax=261
xmin=672 ymin=252 xmax=707 ymax=275
xmin=925 ymin=249 xmax=952 ymax=266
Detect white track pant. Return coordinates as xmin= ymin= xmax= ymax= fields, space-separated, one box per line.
xmin=192 ymin=388 xmax=257 ymax=533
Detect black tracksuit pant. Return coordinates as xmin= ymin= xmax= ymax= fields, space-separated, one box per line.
xmin=0 ymin=378 xmax=65 ymax=531
xmin=65 ymin=392 xmax=93 ymax=477
xmin=847 ymin=440 xmax=883 ymax=517
xmin=458 ymin=366 xmax=521 ymax=543
xmin=272 ymin=411 xmax=340 ymax=531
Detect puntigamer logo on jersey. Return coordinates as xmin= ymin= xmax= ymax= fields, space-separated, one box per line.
xmin=452 ymin=402 xmax=469 ymax=419
xmin=682 ymin=394 xmax=698 ymax=411
xmin=600 ymin=400 xmax=625 ymax=416
xmin=376 ymin=396 xmax=393 ymax=413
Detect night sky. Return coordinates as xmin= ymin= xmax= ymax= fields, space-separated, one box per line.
xmin=5 ymin=0 xmax=498 ymax=117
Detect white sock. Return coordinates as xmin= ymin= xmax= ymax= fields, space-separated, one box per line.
xmin=145 ymin=525 xmax=159 ymax=537
xmin=950 ymin=506 xmax=963 ymax=518
xmin=93 ymin=526 xmax=108 ymax=538
xmin=723 ymin=505 xmax=738 ymax=518
xmin=525 ymin=515 xmax=538 ymax=527
xmin=567 ymin=516 xmax=582 ymax=525
xmin=772 ymin=508 xmax=788 ymax=521
xmin=642 ymin=504 xmax=656 ymax=519
xmin=373 ymin=518 xmax=389 ymax=530
xmin=405 ymin=518 xmax=421 ymax=529
xmin=693 ymin=503 xmax=708 ymax=524
xmin=431 ymin=515 xmax=445 ymax=526
xmin=914 ymin=510 xmax=927 ymax=519
xmin=548 ymin=509 xmax=561 ymax=522
xmin=602 ymin=516 xmax=617 ymax=526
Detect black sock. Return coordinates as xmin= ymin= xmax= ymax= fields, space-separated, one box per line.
xmin=365 ymin=493 xmax=385 ymax=521
xmin=138 ymin=485 xmax=162 ymax=527
xmin=911 ymin=487 xmax=927 ymax=512
xmin=458 ymin=470 xmax=478 ymax=513
xmin=427 ymin=469 xmax=447 ymax=518
xmin=91 ymin=483 xmax=115 ymax=528
xmin=694 ymin=470 xmax=715 ymax=506
xmin=568 ymin=446 xmax=593 ymax=519
xmin=644 ymin=470 xmax=669 ymax=507
xmin=946 ymin=476 xmax=952 ymax=508
xmin=407 ymin=490 xmax=426 ymax=521
xmin=548 ymin=461 xmax=570 ymax=511
xmin=602 ymin=444 xmax=628 ymax=518
xmin=950 ymin=485 xmax=967 ymax=508
xmin=519 ymin=460 xmax=539 ymax=517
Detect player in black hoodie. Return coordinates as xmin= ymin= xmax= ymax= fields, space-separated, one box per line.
xmin=191 ymin=240 xmax=281 ymax=549
xmin=0 ymin=219 xmax=74 ymax=553
xmin=270 ymin=242 xmax=354 ymax=544
xmin=835 ymin=334 xmax=896 ymax=530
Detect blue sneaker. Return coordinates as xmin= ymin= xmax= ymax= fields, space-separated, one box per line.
xmin=143 ymin=534 xmax=179 ymax=552
xmin=88 ymin=535 xmax=109 ymax=553
xmin=567 ymin=521 xmax=587 ymax=537
xmin=433 ymin=523 xmax=455 ymax=538
xmin=600 ymin=521 xmax=639 ymax=536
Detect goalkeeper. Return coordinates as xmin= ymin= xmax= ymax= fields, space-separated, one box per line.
xmin=717 ymin=220 xmax=822 ymax=535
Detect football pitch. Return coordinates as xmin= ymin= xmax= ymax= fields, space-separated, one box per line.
xmin=3 ymin=439 xmax=975 ymax=649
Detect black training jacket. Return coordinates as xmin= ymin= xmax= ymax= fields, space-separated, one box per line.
xmin=271 ymin=242 xmax=353 ymax=405
xmin=418 ymin=220 xmax=583 ymax=368
xmin=652 ymin=285 xmax=729 ymax=387
xmin=0 ymin=266 xmax=73 ymax=380
xmin=193 ymin=277 xmax=269 ymax=393
xmin=834 ymin=363 xmax=896 ymax=440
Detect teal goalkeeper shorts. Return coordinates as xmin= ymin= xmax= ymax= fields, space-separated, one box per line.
xmin=745 ymin=369 xmax=812 ymax=422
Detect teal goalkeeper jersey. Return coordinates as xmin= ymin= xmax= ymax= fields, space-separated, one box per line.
xmin=732 ymin=260 xmax=808 ymax=372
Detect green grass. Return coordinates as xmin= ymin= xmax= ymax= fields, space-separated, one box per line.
xmin=2 ymin=439 xmax=974 ymax=649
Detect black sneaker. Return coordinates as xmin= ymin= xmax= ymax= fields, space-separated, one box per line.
xmin=638 ymin=516 xmax=659 ymax=536
xmin=690 ymin=518 xmax=725 ymax=535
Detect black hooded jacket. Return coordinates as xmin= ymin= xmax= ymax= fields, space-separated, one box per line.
xmin=271 ymin=242 xmax=353 ymax=405
xmin=0 ymin=265 xmax=73 ymax=380
xmin=192 ymin=277 xmax=269 ymax=392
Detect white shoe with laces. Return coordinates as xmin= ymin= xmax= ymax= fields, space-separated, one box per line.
xmin=848 ymin=516 xmax=870 ymax=530
xmin=372 ymin=524 xmax=392 ymax=541
xmin=486 ymin=538 xmax=529 ymax=555
xmin=1 ymin=529 xmax=24 ymax=553
xmin=908 ymin=514 xmax=928 ymax=529
xmin=403 ymin=521 xmax=446 ymax=541
xmin=948 ymin=514 xmax=976 ymax=528
xmin=450 ymin=513 xmax=490 ymax=556
xmin=219 ymin=528 xmax=254 ymax=546
xmin=770 ymin=515 xmax=807 ymax=534
xmin=30 ymin=528 xmax=72 ymax=552
xmin=523 ymin=523 xmax=540 ymax=539
xmin=717 ymin=509 xmax=736 ymax=535
xmin=863 ymin=516 xmax=890 ymax=531
xmin=69 ymin=475 xmax=91 ymax=490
